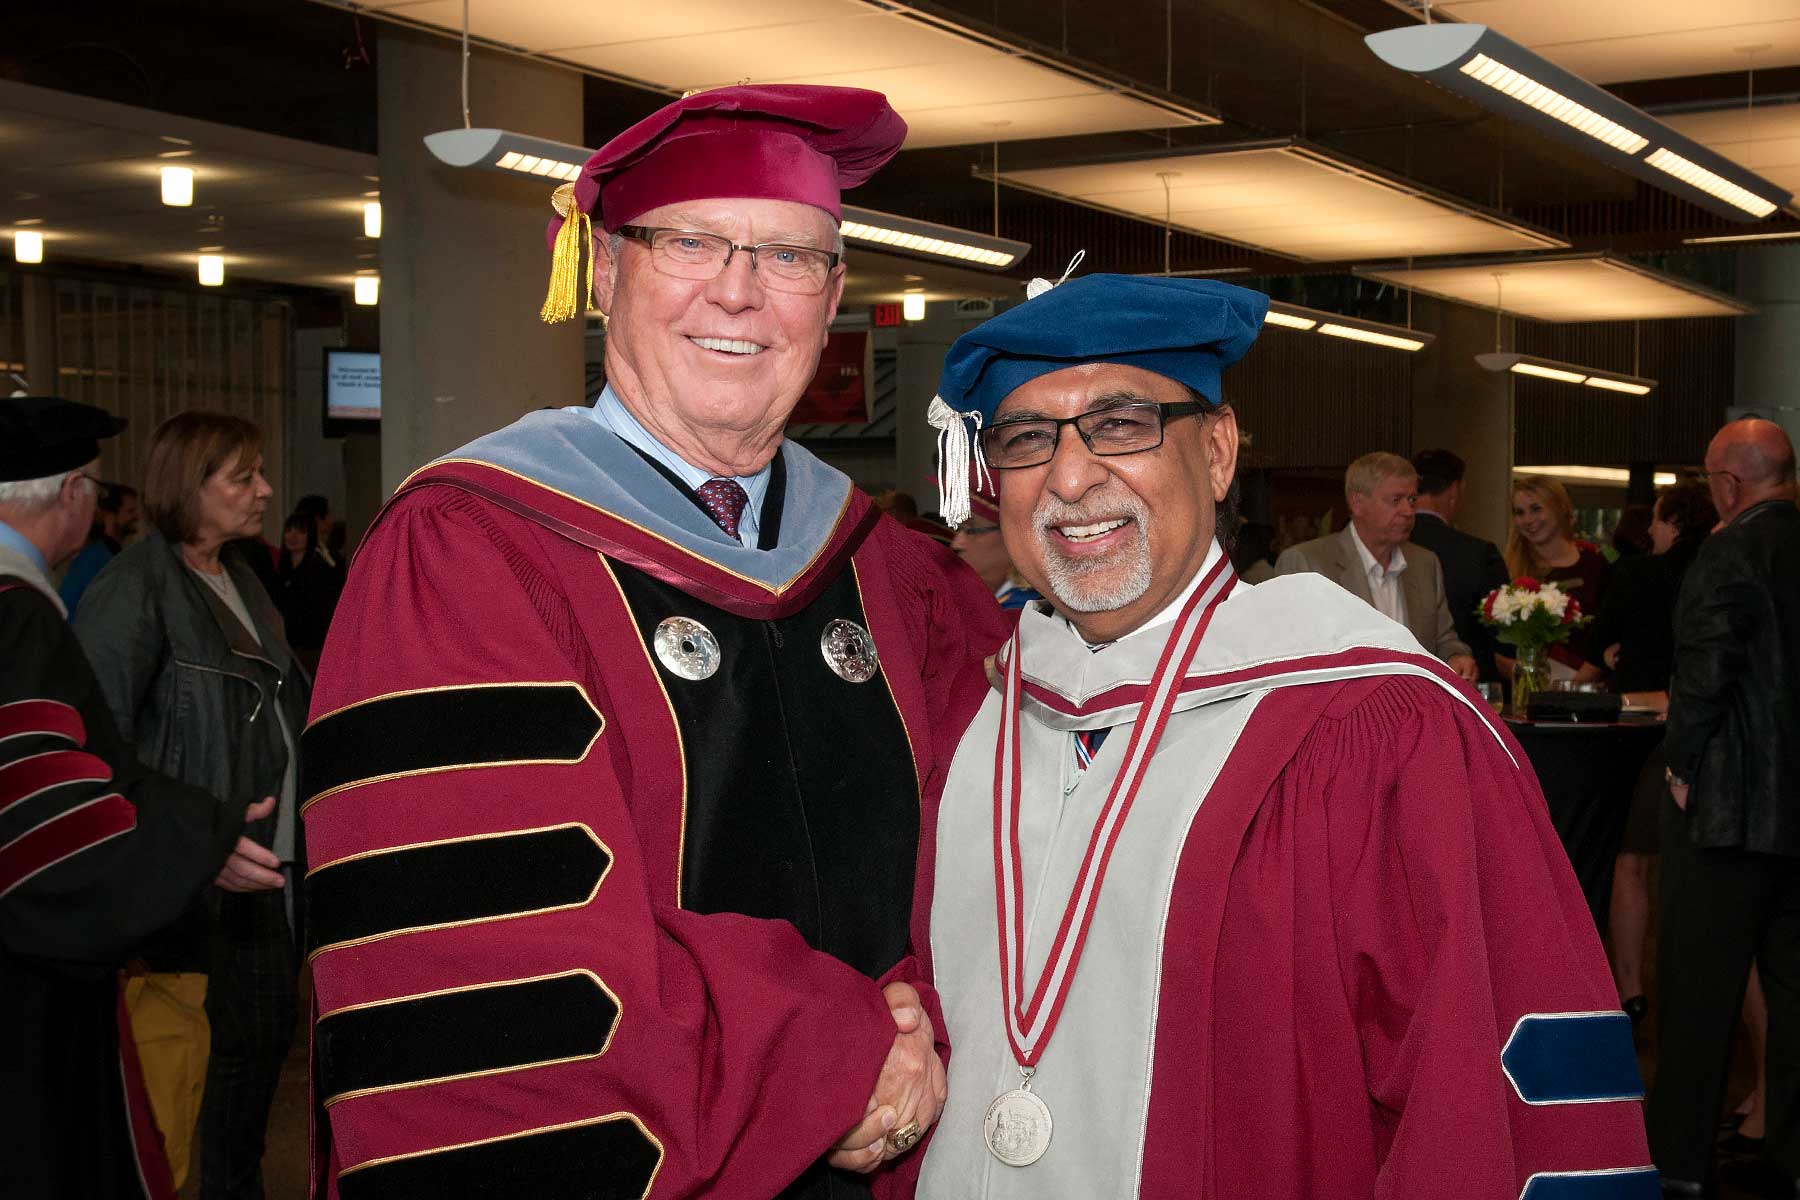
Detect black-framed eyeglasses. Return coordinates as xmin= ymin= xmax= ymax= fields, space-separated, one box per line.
xmin=979 ymin=401 xmax=1209 ymax=470
xmin=616 ymin=225 xmax=840 ymax=295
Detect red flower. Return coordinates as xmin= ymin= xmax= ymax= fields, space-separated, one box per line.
xmin=1564 ymin=598 xmax=1583 ymax=624
xmin=1513 ymin=576 xmax=1541 ymax=591
xmin=1483 ymin=592 xmax=1498 ymax=619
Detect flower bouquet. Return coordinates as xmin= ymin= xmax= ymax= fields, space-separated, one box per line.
xmin=1478 ymin=577 xmax=1590 ymax=716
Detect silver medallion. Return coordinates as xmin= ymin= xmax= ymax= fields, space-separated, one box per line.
xmin=653 ymin=616 xmax=721 ymax=681
xmin=983 ymin=1087 xmax=1052 ymax=1167
xmin=820 ymin=618 xmax=879 ymax=683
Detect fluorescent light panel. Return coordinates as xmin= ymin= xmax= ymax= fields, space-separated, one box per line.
xmin=1365 ymin=25 xmax=1792 ymax=222
xmin=991 ymin=142 xmax=1564 ymax=262
xmin=1260 ymin=300 xmax=1432 ymax=352
xmin=1356 ymin=254 xmax=1750 ymax=322
xmin=840 ymin=205 xmax=1028 ymax=271
xmin=1683 ymin=229 xmax=1800 ymax=245
xmin=1518 ymin=465 xmax=1678 ymax=487
xmin=351 ymin=0 xmax=1213 ymax=150
xmin=1475 ymin=352 xmax=1656 ymax=395
xmin=424 ymin=129 xmax=584 ymax=181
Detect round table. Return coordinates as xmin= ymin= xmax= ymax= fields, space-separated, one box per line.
xmin=1504 ymin=715 xmax=1665 ymax=936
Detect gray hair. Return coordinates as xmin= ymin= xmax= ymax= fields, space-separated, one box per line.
xmin=1345 ymin=451 xmax=1417 ymax=499
xmin=0 ymin=471 xmax=72 ymax=513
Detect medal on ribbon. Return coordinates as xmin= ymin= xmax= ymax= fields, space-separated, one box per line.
xmin=985 ymin=555 xmax=1236 ymax=1167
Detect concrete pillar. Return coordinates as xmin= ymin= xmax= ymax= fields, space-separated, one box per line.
xmin=1733 ymin=244 xmax=1800 ymax=453
xmin=895 ymin=302 xmax=963 ymax=513
xmin=21 ymin=275 xmax=57 ymax=395
xmin=377 ymin=26 xmax=585 ymax=492
xmin=1408 ymin=295 xmax=1516 ymax=549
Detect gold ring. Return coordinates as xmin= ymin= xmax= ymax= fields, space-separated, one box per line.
xmin=885 ymin=1121 xmax=922 ymax=1154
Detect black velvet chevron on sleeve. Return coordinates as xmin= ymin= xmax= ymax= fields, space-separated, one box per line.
xmin=317 ymin=970 xmax=620 ymax=1105
xmin=336 ymin=1115 xmax=663 ymax=1200
xmin=301 ymin=682 xmax=602 ymax=802
xmin=305 ymin=824 xmax=610 ymax=955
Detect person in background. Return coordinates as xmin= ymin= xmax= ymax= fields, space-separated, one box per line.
xmin=1230 ymin=519 xmax=1279 ymax=584
xmin=1575 ymin=480 xmax=1715 ymax=1031
xmin=1504 ymin=475 xmax=1608 ymax=676
xmin=1275 ymin=451 xmax=1478 ymax=680
xmin=949 ymin=469 xmax=1041 ymax=611
xmin=292 ymin=492 xmax=341 ymax=573
xmin=1650 ymin=418 xmax=1800 ymax=1196
xmin=1612 ymin=503 xmax=1654 ymax=560
xmin=0 ymin=396 xmax=280 ymax=1199
xmin=274 ymin=511 xmax=343 ymax=674
xmin=1409 ymin=449 xmax=1509 ymax=682
xmin=74 ymin=411 xmax=310 ymax=1200
xmin=58 ymin=480 xmax=140 ymax=614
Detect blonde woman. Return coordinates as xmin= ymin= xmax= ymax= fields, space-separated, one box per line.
xmin=1504 ymin=475 xmax=1608 ymax=673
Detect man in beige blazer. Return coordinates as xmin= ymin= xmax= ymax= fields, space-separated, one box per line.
xmin=1274 ymin=451 xmax=1478 ymax=680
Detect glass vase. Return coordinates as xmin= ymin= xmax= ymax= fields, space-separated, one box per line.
xmin=1512 ymin=644 xmax=1548 ymax=717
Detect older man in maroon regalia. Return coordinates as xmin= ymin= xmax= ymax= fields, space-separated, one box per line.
xmin=303 ymin=87 xmax=1004 ymax=1199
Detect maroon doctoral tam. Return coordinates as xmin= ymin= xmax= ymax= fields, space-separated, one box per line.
xmin=549 ymin=84 xmax=907 ymax=244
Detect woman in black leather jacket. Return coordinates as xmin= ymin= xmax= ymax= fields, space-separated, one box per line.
xmin=74 ymin=411 xmax=310 ymax=1199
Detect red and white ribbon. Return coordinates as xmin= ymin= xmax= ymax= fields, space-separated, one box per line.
xmin=992 ymin=554 xmax=1237 ymax=1066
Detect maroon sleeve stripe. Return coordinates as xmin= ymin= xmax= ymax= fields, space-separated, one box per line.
xmin=0 ymin=749 xmax=113 ymax=815
xmin=0 ymin=698 xmax=86 ymax=747
xmin=0 ymin=793 xmax=138 ymax=897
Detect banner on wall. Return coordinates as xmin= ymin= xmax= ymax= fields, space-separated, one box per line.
xmin=790 ymin=329 xmax=872 ymax=424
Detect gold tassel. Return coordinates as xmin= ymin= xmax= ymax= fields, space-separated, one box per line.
xmin=540 ymin=183 xmax=595 ymax=324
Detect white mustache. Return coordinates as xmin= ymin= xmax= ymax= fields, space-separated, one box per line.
xmin=1034 ymin=490 xmax=1148 ymax=535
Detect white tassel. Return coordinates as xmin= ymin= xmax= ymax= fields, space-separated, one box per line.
xmin=1025 ymin=249 xmax=1086 ymax=300
xmin=928 ymin=395 xmax=987 ymax=528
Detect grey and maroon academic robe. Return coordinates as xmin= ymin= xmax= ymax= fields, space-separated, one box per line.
xmin=921 ymin=568 xmax=1656 ymax=1199
xmin=301 ymin=409 xmax=1005 ymax=1199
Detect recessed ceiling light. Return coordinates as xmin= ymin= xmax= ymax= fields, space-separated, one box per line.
xmin=197 ymin=254 xmax=224 ymax=286
xmin=363 ymin=201 xmax=382 ymax=239
xmin=902 ymin=291 xmax=926 ymax=322
xmin=15 ymin=217 xmax=42 ymax=227
xmin=161 ymin=166 xmax=194 ymax=207
xmin=13 ymin=231 xmax=44 ymax=265
xmin=354 ymin=274 xmax=380 ymax=306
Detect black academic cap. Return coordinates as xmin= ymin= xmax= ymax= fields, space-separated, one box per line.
xmin=0 ymin=396 xmax=128 ymax=482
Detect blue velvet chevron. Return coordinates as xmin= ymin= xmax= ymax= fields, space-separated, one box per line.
xmin=1501 ymin=1012 xmax=1644 ymax=1105
xmin=1518 ymin=1167 xmax=1660 ymax=1199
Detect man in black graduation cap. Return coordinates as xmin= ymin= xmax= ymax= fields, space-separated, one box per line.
xmin=0 ymin=396 xmax=281 ymax=1199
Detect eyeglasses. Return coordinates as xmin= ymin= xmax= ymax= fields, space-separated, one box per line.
xmin=958 ymin=523 xmax=1001 ymax=536
xmin=1696 ymin=469 xmax=1740 ymax=487
xmin=978 ymin=401 xmax=1209 ymax=470
xmin=616 ymin=225 xmax=840 ymax=295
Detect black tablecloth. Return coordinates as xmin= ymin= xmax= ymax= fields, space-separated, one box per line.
xmin=1505 ymin=717 xmax=1665 ymax=936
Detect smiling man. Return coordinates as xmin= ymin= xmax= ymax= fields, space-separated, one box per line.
xmin=304 ymin=87 xmax=1005 ymax=1200
xmin=915 ymin=274 xmax=1653 ymax=1199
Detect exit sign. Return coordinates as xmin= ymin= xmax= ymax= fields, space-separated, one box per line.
xmin=872 ymin=303 xmax=902 ymax=327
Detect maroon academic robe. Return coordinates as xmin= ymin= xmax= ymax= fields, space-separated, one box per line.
xmin=302 ymin=413 xmax=1004 ymax=1200
xmin=920 ymin=571 xmax=1654 ymax=1198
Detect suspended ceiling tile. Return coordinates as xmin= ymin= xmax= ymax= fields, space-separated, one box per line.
xmin=344 ymin=0 xmax=1211 ymax=149
xmin=1661 ymin=102 xmax=1800 ymax=198
xmin=1355 ymin=255 xmax=1751 ymax=321
xmin=992 ymin=143 xmax=1564 ymax=262
xmin=1430 ymin=0 xmax=1800 ymax=84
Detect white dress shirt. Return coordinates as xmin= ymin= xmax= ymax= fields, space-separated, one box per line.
xmin=1350 ymin=525 xmax=1409 ymax=627
xmin=587 ymin=385 xmax=771 ymax=549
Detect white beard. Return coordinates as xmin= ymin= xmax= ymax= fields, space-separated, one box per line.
xmin=1034 ymin=490 xmax=1154 ymax=613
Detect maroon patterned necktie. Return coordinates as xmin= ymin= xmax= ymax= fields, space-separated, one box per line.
xmin=696 ymin=477 xmax=751 ymax=539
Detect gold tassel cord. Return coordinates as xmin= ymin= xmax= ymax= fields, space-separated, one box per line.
xmin=540 ymin=183 xmax=596 ymax=324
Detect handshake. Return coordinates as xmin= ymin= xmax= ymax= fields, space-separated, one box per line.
xmin=827 ymin=981 xmax=948 ymax=1174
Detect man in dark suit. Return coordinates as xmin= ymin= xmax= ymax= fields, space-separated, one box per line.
xmin=1409 ymin=449 xmax=1510 ymax=682
xmin=1649 ymin=418 xmax=1800 ymax=1195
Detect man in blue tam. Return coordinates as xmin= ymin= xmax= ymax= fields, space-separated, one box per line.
xmin=916 ymin=272 xmax=1655 ymax=1199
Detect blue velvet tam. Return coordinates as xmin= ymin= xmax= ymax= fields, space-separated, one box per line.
xmin=926 ymin=273 xmax=1269 ymax=525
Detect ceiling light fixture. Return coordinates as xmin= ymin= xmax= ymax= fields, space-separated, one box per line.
xmin=902 ymin=291 xmax=926 ymax=322
xmin=1683 ymin=229 xmax=1800 ymax=245
xmin=425 ymin=128 xmax=1030 ymax=272
xmin=1517 ymin=465 xmax=1678 ymax=487
xmin=197 ymin=254 xmax=224 ymax=287
xmin=423 ymin=128 xmax=584 ymax=181
xmin=1260 ymin=301 xmax=1433 ymax=352
xmin=161 ymin=165 xmax=195 ymax=207
xmin=363 ymin=201 xmax=382 ymax=239
xmin=1365 ymin=25 xmax=1791 ymax=221
xmin=840 ymin=206 xmax=1028 ymax=271
xmin=354 ymin=274 xmax=380 ymax=306
xmin=1475 ymin=352 xmax=1656 ymax=395
xmin=12 ymin=231 xmax=43 ymax=265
